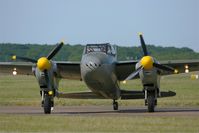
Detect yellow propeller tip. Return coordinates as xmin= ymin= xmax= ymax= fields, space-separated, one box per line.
xmin=174 ymin=69 xmax=179 ymax=74
xmin=12 ymin=55 xmax=16 ymax=60
xmin=60 ymin=40 xmax=65 ymax=44
xmin=138 ymin=32 xmax=143 ymax=36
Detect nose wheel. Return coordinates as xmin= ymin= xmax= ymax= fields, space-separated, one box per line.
xmin=113 ymin=100 xmax=118 ymax=110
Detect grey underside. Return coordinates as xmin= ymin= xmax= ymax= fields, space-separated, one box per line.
xmin=58 ymin=90 xmax=176 ymax=100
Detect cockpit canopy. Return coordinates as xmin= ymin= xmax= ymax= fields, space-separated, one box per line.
xmin=85 ymin=43 xmax=116 ymax=55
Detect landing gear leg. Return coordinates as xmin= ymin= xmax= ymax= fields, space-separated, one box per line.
xmin=113 ymin=100 xmax=118 ymax=110
xmin=145 ymin=90 xmax=157 ymax=112
xmin=43 ymin=94 xmax=53 ymax=114
xmin=147 ymin=92 xmax=155 ymax=112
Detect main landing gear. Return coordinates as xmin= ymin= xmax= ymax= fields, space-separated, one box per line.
xmin=145 ymin=89 xmax=157 ymax=112
xmin=43 ymin=94 xmax=54 ymax=114
xmin=113 ymin=100 xmax=118 ymax=110
xmin=41 ymin=91 xmax=54 ymax=114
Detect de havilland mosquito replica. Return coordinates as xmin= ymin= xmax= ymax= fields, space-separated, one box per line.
xmin=0 ymin=33 xmax=199 ymax=114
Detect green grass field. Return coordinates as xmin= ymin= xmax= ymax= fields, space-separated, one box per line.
xmin=0 ymin=73 xmax=199 ymax=132
xmin=0 ymin=115 xmax=199 ymax=133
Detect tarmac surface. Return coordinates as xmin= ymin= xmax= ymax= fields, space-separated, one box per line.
xmin=0 ymin=106 xmax=199 ymax=116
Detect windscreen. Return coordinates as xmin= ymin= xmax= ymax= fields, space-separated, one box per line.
xmin=86 ymin=44 xmax=107 ymax=54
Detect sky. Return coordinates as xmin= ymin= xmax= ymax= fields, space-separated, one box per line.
xmin=0 ymin=0 xmax=198 ymax=51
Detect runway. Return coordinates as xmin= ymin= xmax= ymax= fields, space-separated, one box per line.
xmin=0 ymin=106 xmax=199 ymax=116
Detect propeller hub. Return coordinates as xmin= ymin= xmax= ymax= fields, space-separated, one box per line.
xmin=140 ymin=56 xmax=153 ymax=70
xmin=37 ymin=57 xmax=51 ymax=71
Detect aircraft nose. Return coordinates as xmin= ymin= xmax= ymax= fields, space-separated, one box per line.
xmin=83 ymin=57 xmax=102 ymax=71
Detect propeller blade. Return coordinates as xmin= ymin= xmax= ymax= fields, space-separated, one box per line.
xmin=125 ymin=66 xmax=143 ymax=80
xmin=47 ymin=42 xmax=64 ymax=60
xmin=139 ymin=33 xmax=148 ymax=56
xmin=11 ymin=55 xmax=37 ymax=63
xmin=153 ymin=63 xmax=174 ymax=72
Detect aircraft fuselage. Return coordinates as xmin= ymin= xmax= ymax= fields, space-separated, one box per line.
xmin=81 ymin=52 xmax=120 ymax=100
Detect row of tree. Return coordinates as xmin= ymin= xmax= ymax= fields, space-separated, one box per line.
xmin=0 ymin=43 xmax=199 ymax=61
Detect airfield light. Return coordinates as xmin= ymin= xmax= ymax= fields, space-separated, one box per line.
xmin=122 ymin=80 xmax=127 ymax=84
xmin=12 ymin=68 xmax=17 ymax=76
xmin=184 ymin=65 xmax=189 ymax=73
xmin=185 ymin=69 xmax=189 ymax=73
xmin=13 ymin=71 xmax=17 ymax=76
xmin=185 ymin=65 xmax=189 ymax=69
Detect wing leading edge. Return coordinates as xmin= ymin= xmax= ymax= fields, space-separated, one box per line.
xmin=0 ymin=61 xmax=81 ymax=80
xmin=115 ymin=59 xmax=199 ymax=81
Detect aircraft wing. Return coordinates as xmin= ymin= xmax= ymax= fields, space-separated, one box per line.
xmin=115 ymin=61 xmax=138 ymax=81
xmin=58 ymin=91 xmax=105 ymax=99
xmin=159 ymin=59 xmax=199 ymax=75
xmin=115 ymin=60 xmax=199 ymax=81
xmin=1 ymin=59 xmax=199 ymax=80
xmin=0 ymin=61 xmax=81 ymax=80
xmin=0 ymin=62 xmax=33 ymax=75
xmin=55 ymin=61 xmax=81 ymax=80
xmin=58 ymin=90 xmax=176 ymax=99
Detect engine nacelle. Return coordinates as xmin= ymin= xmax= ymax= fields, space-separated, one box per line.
xmin=33 ymin=62 xmax=60 ymax=93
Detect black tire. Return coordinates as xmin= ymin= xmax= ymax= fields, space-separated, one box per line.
xmin=147 ymin=94 xmax=155 ymax=112
xmin=113 ymin=101 xmax=118 ymax=110
xmin=44 ymin=95 xmax=52 ymax=114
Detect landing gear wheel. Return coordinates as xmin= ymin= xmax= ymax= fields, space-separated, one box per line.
xmin=43 ymin=95 xmax=52 ymax=114
xmin=113 ymin=101 xmax=118 ymax=110
xmin=147 ymin=94 xmax=155 ymax=112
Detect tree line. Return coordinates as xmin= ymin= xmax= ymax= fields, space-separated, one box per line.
xmin=0 ymin=43 xmax=199 ymax=61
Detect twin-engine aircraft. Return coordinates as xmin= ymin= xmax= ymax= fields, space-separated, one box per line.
xmin=0 ymin=33 xmax=199 ymax=114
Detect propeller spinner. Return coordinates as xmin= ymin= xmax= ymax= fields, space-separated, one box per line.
xmin=37 ymin=57 xmax=51 ymax=71
xmin=140 ymin=56 xmax=154 ymax=70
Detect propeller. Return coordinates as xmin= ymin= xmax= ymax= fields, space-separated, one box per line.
xmin=12 ymin=42 xmax=64 ymax=71
xmin=125 ymin=66 xmax=143 ymax=80
xmin=153 ymin=62 xmax=174 ymax=72
xmin=12 ymin=55 xmax=37 ymax=63
xmin=47 ymin=42 xmax=64 ymax=60
xmin=125 ymin=33 xmax=174 ymax=80
xmin=139 ymin=32 xmax=148 ymax=56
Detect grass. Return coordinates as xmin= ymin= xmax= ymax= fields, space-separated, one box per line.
xmin=0 ymin=73 xmax=199 ymax=132
xmin=0 ymin=73 xmax=199 ymax=107
xmin=0 ymin=115 xmax=199 ymax=133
